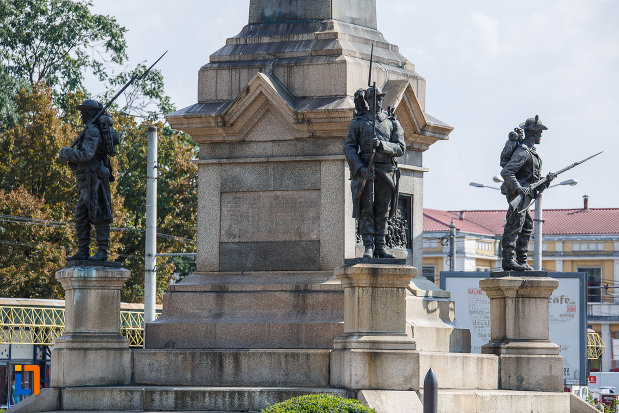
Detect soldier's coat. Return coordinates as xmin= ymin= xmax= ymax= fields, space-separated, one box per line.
xmin=343 ymin=110 xmax=405 ymax=219
xmin=59 ymin=123 xmax=112 ymax=224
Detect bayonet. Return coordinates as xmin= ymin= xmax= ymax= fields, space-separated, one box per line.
xmin=356 ymin=43 xmax=377 ymax=200
xmin=70 ymin=50 xmax=168 ymax=148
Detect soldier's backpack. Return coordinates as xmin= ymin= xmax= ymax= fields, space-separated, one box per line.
xmin=97 ymin=114 xmax=120 ymax=157
xmin=500 ymin=127 xmax=524 ymax=167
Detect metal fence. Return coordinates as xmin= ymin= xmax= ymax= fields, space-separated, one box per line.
xmin=0 ymin=305 xmax=156 ymax=348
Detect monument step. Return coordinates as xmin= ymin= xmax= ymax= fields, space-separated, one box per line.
xmin=418 ymin=389 xmax=571 ymax=413
xmin=145 ymin=319 xmax=343 ymax=349
xmin=419 ymin=352 xmax=498 ymax=390
xmin=133 ymin=349 xmax=330 ymax=387
xmin=60 ymin=386 xmax=353 ymax=412
xmin=161 ymin=289 xmax=343 ymax=316
xmin=406 ymin=296 xmax=471 ymax=353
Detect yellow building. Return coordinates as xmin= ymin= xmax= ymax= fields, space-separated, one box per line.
xmin=423 ymin=206 xmax=619 ymax=372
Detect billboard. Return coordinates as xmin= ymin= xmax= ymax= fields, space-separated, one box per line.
xmin=441 ymin=271 xmax=587 ymax=385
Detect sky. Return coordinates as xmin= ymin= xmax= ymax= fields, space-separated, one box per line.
xmin=90 ymin=0 xmax=619 ymax=211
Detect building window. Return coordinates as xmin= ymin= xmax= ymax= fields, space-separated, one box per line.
xmin=422 ymin=266 xmax=436 ymax=283
xmin=573 ymin=242 xmax=605 ymax=252
xmin=423 ymin=239 xmax=438 ymax=249
xmin=475 ymin=240 xmax=493 ymax=252
xmin=579 ymin=267 xmax=602 ymax=303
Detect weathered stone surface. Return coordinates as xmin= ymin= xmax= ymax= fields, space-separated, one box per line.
xmin=61 ymin=386 xmax=354 ymax=412
xmin=51 ymin=266 xmax=131 ymax=387
xmin=418 ymin=353 xmax=498 ymax=390
xmin=219 ymin=241 xmax=320 ymax=271
xmin=133 ymin=349 xmax=330 ymax=387
xmin=357 ymin=390 xmax=423 ymax=413
xmin=425 ymin=389 xmax=570 ymax=413
xmin=499 ymin=354 xmax=564 ymax=392
xmin=145 ymin=272 xmax=344 ymax=349
xmin=249 ymin=0 xmax=377 ymax=29
xmin=480 ymin=276 xmax=560 ymax=352
xmin=331 ymin=263 xmax=418 ymax=390
xmin=405 ymin=295 xmax=471 ymax=353
xmin=220 ymin=161 xmax=321 ymax=192
xmin=3 ymin=387 xmax=59 ymax=413
xmin=480 ymin=276 xmax=563 ymax=392
xmin=220 ymin=190 xmax=320 ymax=242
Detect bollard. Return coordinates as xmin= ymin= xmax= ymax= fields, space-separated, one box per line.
xmin=424 ymin=368 xmax=438 ymax=413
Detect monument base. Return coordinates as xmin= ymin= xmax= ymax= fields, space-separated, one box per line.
xmin=329 ymin=263 xmax=418 ymax=390
xmin=51 ymin=265 xmax=131 ymax=387
xmin=331 ymin=335 xmax=418 ymax=390
xmin=480 ymin=275 xmax=563 ymax=392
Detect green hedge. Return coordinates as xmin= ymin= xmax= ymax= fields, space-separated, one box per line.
xmin=262 ymin=393 xmax=376 ymax=413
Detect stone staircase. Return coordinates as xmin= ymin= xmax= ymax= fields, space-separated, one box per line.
xmin=19 ymin=285 xmax=592 ymax=412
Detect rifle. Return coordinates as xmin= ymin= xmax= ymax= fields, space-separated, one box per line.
xmin=70 ymin=50 xmax=168 ymax=148
xmin=510 ymin=151 xmax=603 ymax=213
xmin=355 ymin=43 xmax=377 ymax=200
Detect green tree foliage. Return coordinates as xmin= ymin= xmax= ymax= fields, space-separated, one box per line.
xmin=261 ymin=394 xmax=377 ymax=413
xmin=0 ymin=0 xmax=127 ymax=123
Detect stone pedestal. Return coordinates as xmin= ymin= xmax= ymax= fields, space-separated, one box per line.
xmin=51 ymin=265 xmax=131 ymax=387
xmin=330 ymin=263 xmax=418 ymax=390
xmin=480 ymin=274 xmax=563 ymax=392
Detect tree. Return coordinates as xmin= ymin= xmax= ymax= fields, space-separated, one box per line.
xmin=0 ymin=0 xmax=127 ymax=123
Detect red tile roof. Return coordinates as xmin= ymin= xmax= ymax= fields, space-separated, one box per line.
xmin=424 ymin=208 xmax=619 ymax=236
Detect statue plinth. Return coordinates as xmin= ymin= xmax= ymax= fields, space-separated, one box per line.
xmin=480 ymin=274 xmax=563 ymax=392
xmin=330 ymin=263 xmax=418 ymax=390
xmin=51 ymin=265 xmax=131 ymax=387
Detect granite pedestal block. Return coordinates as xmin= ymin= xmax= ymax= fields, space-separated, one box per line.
xmin=330 ymin=263 xmax=418 ymax=390
xmin=480 ymin=275 xmax=563 ymax=392
xmin=51 ymin=265 xmax=131 ymax=387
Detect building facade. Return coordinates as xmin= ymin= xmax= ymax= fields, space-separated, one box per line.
xmin=423 ymin=205 xmax=619 ymax=372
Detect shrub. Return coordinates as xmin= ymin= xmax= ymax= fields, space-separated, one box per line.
xmin=262 ymin=393 xmax=376 ymax=413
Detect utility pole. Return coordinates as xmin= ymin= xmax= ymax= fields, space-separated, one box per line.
xmin=144 ymin=126 xmax=157 ymax=323
xmin=533 ymin=194 xmax=543 ymax=271
xmin=449 ymin=220 xmax=456 ymax=271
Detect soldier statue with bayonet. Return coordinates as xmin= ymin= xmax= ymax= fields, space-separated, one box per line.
xmin=344 ymin=45 xmax=405 ymax=258
xmin=58 ymin=51 xmax=167 ymax=263
xmin=499 ymin=115 xmax=601 ymax=271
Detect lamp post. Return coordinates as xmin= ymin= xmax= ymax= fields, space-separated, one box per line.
xmin=469 ymin=178 xmax=577 ymax=271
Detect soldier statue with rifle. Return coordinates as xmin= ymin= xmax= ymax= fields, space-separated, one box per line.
xmin=499 ymin=115 xmax=601 ymax=271
xmin=344 ymin=45 xmax=405 ymax=259
xmin=58 ymin=51 xmax=166 ymax=262
xmin=59 ymin=100 xmax=117 ymax=262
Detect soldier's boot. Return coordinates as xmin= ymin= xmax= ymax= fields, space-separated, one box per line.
xmin=515 ymin=237 xmax=534 ymax=271
xmin=502 ymin=248 xmax=529 ymax=271
xmin=362 ymin=234 xmax=374 ymax=258
xmin=89 ymin=223 xmax=110 ymax=262
xmin=374 ymin=235 xmax=395 ymax=259
xmin=516 ymin=254 xmax=534 ymax=271
xmin=66 ymin=223 xmax=90 ymax=261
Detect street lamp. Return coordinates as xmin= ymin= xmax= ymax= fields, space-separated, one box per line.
xmin=469 ymin=177 xmax=578 ymax=271
xmin=469 ymin=182 xmax=500 ymax=190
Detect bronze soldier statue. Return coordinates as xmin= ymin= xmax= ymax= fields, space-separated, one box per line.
xmin=500 ymin=115 xmax=554 ymax=271
xmin=344 ymin=86 xmax=405 ymax=258
xmin=58 ymin=99 xmax=115 ymax=262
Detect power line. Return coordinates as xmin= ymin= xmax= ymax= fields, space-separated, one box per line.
xmin=0 ymin=213 xmax=195 ymax=245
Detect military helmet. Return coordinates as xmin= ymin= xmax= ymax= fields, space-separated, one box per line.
xmin=76 ymin=99 xmax=103 ymax=111
xmin=365 ymin=86 xmax=386 ymax=99
xmin=519 ymin=115 xmax=548 ymax=131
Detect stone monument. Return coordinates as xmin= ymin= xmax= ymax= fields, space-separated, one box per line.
xmin=154 ymin=0 xmax=453 ymax=350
